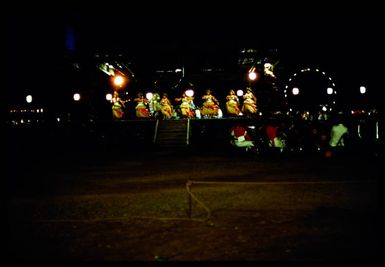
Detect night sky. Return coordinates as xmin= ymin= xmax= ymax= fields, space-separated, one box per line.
xmin=5 ymin=10 xmax=385 ymax=108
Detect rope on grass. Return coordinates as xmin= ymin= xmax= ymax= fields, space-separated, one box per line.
xmin=188 ymin=179 xmax=374 ymax=186
xmin=185 ymin=178 xmax=375 ymax=221
xmin=186 ymin=180 xmax=212 ymax=221
xmin=31 ymin=215 xmax=207 ymax=223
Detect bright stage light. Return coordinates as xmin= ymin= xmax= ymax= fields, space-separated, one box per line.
xmin=73 ymin=93 xmax=81 ymax=101
xmin=146 ymin=92 xmax=153 ymax=101
xmin=113 ymin=75 xmax=125 ymax=87
xmin=185 ymin=89 xmax=194 ymax=97
xmin=248 ymin=72 xmax=257 ymax=81
xmin=26 ymin=95 xmax=32 ymax=103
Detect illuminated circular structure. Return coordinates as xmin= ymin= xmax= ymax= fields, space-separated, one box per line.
xmin=284 ymin=67 xmax=338 ymax=112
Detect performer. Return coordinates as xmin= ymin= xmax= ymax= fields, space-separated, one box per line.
xmin=175 ymin=92 xmax=194 ymax=118
xmin=201 ymin=89 xmax=220 ymax=118
xmin=149 ymin=92 xmax=161 ymax=118
xmin=265 ymin=119 xmax=286 ymax=152
xmin=111 ymin=91 xmax=126 ymax=120
xmin=329 ymin=120 xmax=348 ymax=148
xmin=134 ymin=92 xmax=150 ymax=118
xmin=242 ymin=88 xmax=257 ymax=116
xmin=159 ymin=93 xmax=173 ymax=119
xmin=226 ymin=89 xmax=243 ymax=116
xmin=230 ymin=124 xmax=255 ymax=152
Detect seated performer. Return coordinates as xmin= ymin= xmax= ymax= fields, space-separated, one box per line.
xmin=226 ymin=89 xmax=243 ymax=116
xmin=230 ymin=124 xmax=255 ymax=152
xmin=329 ymin=120 xmax=349 ymax=148
xmin=265 ymin=120 xmax=286 ymax=152
xmin=242 ymin=88 xmax=257 ymax=116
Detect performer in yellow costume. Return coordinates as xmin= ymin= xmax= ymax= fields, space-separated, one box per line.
xmin=226 ymin=89 xmax=242 ymax=116
xmin=201 ymin=89 xmax=220 ymax=118
xmin=159 ymin=93 xmax=173 ymax=119
xmin=175 ymin=92 xmax=194 ymax=118
xmin=134 ymin=92 xmax=150 ymax=118
xmin=242 ymin=88 xmax=257 ymax=116
xmin=111 ymin=91 xmax=126 ymax=120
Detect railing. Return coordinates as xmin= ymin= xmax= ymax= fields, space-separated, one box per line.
xmin=186 ymin=118 xmax=190 ymax=145
xmin=153 ymin=119 xmax=159 ymax=144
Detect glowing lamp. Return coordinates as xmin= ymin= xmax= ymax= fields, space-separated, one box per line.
xmin=236 ymin=89 xmax=244 ymax=97
xmin=146 ymin=92 xmax=153 ymax=101
xmin=248 ymin=72 xmax=257 ymax=81
xmin=26 ymin=95 xmax=33 ymax=103
xmin=73 ymin=93 xmax=81 ymax=101
xmin=185 ymin=89 xmax=194 ymax=97
xmin=113 ymin=75 xmax=124 ymax=87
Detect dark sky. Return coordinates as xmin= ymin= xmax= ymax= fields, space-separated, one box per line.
xmin=5 ymin=11 xmax=385 ymax=105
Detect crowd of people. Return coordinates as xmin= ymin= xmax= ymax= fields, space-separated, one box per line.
xmin=110 ymin=88 xmax=258 ymax=120
xmin=228 ymin=114 xmax=352 ymax=158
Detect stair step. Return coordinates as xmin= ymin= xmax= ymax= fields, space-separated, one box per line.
xmin=158 ymin=129 xmax=187 ymax=134
xmin=154 ymin=119 xmax=190 ymax=147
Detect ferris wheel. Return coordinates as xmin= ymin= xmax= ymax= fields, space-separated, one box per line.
xmin=283 ymin=67 xmax=338 ymax=113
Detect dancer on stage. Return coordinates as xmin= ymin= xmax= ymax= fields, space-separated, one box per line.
xmin=242 ymin=88 xmax=257 ymax=116
xmin=111 ymin=91 xmax=126 ymax=120
xmin=201 ymin=89 xmax=221 ymax=118
xmin=226 ymin=89 xmax=243 ymax=116
xmin=134 ymin=92 xmax=150 ymax=118
xmin=159 ymin=93 xmax=174 ymax=119
xmin=175 ymin=92 xmax=195 ymax=118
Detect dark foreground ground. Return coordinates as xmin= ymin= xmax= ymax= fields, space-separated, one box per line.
xmin=5 ymin=123 xmax=384 ymax=262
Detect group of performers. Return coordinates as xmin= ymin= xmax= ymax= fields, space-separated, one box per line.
xmin=110 ymin=87 xmax=258 ymax=120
